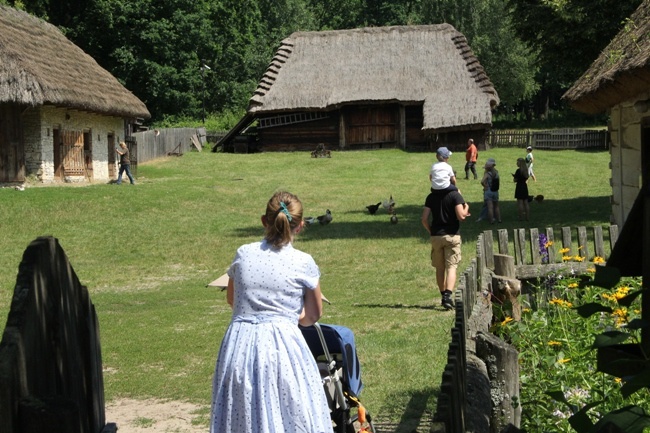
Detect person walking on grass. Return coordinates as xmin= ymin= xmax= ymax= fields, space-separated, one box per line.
xmin=421 ymin=183 xmax=470 ymax=310
xmin=525 ymin=146 xmax=536 ymax=181
xmin=513 ymin=157 xmax=530 ymax=221
xmin=464 ymin=138 xmax=478 ymax=180
xmin=115 ymin=141 xmax=135 ymax=185
xmin=481 ymin=158 xmax=501 ymax=224
xmin=210 ymin=191 xmax=331 ymax=433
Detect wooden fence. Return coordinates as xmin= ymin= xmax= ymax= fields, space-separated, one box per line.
xmin=432 ymin=224 xmax=618 ymax=432
xmin=0 ymin=237 xmax=115 ymax=433
xmin=487 ymin=128 xmax=608 ymax=150
xmin=132 ymin=127 xmax=207 ymax=163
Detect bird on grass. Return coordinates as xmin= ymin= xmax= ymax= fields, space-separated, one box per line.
xmin=382 ymin=195 xmax=395 ymax=213
xmin=304 ymin=216 xmax=317 ymax=225
xmin=366 ymin=202 xmax=381 ymax=215
xmin=390 ymin=211 xmax=398 ymax=224
xmin=317 ymin=209 xmax=333 ymax=225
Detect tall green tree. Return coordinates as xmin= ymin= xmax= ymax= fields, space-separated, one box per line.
xmin=508 ymin=0 xmax=643 ymax=117
xmin=420 ymin=0 xmax=539 ymax=113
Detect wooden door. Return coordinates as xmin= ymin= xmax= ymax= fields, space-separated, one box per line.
xmin=344 ymin=105 xmax=398 ymax=148
xmin=0 ymin=104 xmax=25 ymax=182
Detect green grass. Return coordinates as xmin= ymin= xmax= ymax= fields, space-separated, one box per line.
xmin=0 ymin=147 xmax=612 ymax=430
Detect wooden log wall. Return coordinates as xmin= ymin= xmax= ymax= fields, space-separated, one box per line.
xmin=0 ymin=237 xmax=115 ymax=433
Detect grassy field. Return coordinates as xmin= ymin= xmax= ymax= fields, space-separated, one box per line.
xmin=0 ymin=147 xmax=612 ymax=431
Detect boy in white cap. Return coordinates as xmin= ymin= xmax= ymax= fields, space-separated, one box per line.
xmin=429 ymin=147 xmax=458 ymax=193
xmin=525 ymin=146 xmax=536 ymax=181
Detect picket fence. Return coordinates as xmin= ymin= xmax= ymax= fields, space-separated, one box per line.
xmin=432 ymin=224 xmax=618 ymax=432
xmin=487 ymin=128 xmax=608 ymax=150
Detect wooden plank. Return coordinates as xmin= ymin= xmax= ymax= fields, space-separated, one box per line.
xmin=561 ymin=227 xmax=572 ymax=254
xmin=530 ymin=228 xmax=541 ymax=265
xmin=593 ymin=226 xmax=605 ymax=259
xmin=190 ymin=134 xmax=202 ymax=152
xmin=546 ymin=228 xmax=557 ymax=263
xmin=483 ymin=230 xmax=495 ymax=270
xmin=514 ymin=229 xmax=526 ymax=265
xmin=497 ymin=229 xmax=509 ymax=255
xmin=577 ymin=226 xmax=589 ymax=259
xmin=609 ymin=225 xmax=619 ymax=254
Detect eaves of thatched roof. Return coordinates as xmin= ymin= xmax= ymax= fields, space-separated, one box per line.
xmin=248 ymin=24 xmax=499 ymax=132
xmin=0 ymin=6 xmax=150 ymax=119
xmin=563 ymin=0 xmax=650 ymax=114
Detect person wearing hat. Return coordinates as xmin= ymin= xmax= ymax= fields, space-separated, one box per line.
xmin=421 ymin=174 xmax=470 ymax=310
xmin=480 ymin=158 xmax=501 ymax=224
xmin=525 ymin=146 xmax=536 ymax=181
xmin=429 ymin=147 xmax=458 ymax=193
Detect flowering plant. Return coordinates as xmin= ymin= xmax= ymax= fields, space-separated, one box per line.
xmin=493 ymin=263 xmax=650 ymax=432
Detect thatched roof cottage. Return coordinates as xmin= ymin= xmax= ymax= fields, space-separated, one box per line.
xmin=0 ymin=5 xmax=150 ymax=184
xmin=564 ymin=0 xmax=650 ymax=228
xmin=216 ymin=24 xmax=499 ymax=153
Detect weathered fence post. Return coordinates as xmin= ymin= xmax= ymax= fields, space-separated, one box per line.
xmin=492 ymin=254 xmax=522 ymax=321
xmin=476 ymin=331 xmax=521 ymax=433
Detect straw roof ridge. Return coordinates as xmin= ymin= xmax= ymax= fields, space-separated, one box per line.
xmin=247 ymin=24 xmax=499 ymax=130
xmin=563 ymin=0 xmax=650 ymax=113
xmin=0 ymin=5 xmax=149 ymax=118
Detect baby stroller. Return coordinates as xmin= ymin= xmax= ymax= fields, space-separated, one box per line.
xmin=300 ymin=323 xmax=376 ymax=433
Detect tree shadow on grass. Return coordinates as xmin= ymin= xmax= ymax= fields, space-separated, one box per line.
xmin=230 ymin=196 xmax=611 ymax=242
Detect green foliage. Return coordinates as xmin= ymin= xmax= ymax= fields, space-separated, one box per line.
xmin=495 ymin=270 xmax=650 ymax=432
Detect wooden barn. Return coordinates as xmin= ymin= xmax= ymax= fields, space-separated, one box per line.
xmin=216 ymin=24 xmax=499 ymax=153
xmin=0 ymin=6 xmax=150 ymax=184
xmin=563 ymin=0 xmax=650 ymax=227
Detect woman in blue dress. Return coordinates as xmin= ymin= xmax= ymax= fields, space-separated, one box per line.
xmin=210 ymin=191 xmax=331 ymax=433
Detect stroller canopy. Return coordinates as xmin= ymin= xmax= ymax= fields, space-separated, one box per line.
xmin=301 ymin=323 xmax=363 ymax=396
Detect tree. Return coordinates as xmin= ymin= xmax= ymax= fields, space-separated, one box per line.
xmin=508 ymin=0 xmax=643 ymax=118
xmin=420 ymin=0 xmax=539 ymax=112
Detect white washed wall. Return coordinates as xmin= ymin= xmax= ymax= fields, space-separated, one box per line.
xmin=23 ymin=106 xmax=124 ymax=183
xmin=609 ymin=97 xmax=644 ymax=227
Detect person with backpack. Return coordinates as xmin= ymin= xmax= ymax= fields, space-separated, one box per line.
xmin=480 ymin=158 xmax=501 ymax=224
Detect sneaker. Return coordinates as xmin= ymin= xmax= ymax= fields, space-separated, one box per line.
xmin=441 ymin=290 xmax=454 ymax=310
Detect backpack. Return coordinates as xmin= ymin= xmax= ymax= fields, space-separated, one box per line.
xmin=490 ymin=173 xmax=500 ymax=192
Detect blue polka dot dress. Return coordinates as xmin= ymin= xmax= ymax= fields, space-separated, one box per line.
xmin=210 ymin=240 xmax=332 ymax=433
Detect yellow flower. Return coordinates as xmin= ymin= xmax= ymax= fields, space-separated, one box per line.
xmin=602 ymin=293 xmax=616 ymax=302
xmin=593 ymin=256 xmax=605 ymax=264
xmin=545 ymin=241 xmax=554 ymax=248
xmin=523 ymin=308 xmax=531 ymax=313
xmin=550 ymin=298 xmax=573 ymax=308
xmin=568 ymin=283 xmax=579 ymax=289
xmin=562 ymin=255 xmax=572 ymax=262
xmin=587 ymin=267 xmax=596 ymax=273
xmin=558 ymin=358 xmax=571 ymax=364
xmin=573 ymin=255 xmax=585 ymax=262
xmin=501 ymin=317 xmax=514 ymax=326
xmin=548 ymin=341 xmax=562 ymax=346
xmin=612 ymin=308 xmax=628 ymax=326
xmin=615 ymin=377 xmax=622 ymax=384
xmin=559 ymin=247 xmax=571 ymax=254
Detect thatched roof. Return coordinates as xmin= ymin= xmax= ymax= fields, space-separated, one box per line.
xmin=0 ymin=5 xmax=150 ymax=119
xmin=248 ymin=24 xmax=499 ymax=131
xmin=563 ymin=0 xmax=650 ymax=114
